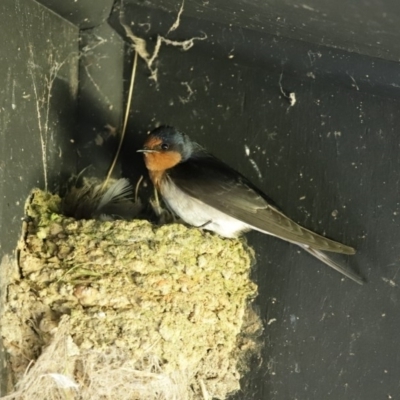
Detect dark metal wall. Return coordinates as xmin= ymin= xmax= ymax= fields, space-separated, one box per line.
xmin=2 ymin=0 xmax=400 ymax=399
xmin=129 ymin=0 xmax=400 ymax=62
xmin=0 ymin=0 xmax=78 ymax=256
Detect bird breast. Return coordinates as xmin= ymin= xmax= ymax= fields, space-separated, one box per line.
xmin=159 ymin=177 xmax=250 ymax=238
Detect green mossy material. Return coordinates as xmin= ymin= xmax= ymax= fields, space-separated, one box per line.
xmin=1 ymin=189 xmax=261 ymax=399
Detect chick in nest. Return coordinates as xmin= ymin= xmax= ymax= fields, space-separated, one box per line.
xmin=61 ymin=174 xmax=142 ymax=221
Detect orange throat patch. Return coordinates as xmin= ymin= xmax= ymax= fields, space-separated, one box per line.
xmin=144 ymin=150 xmax=181 ymax=187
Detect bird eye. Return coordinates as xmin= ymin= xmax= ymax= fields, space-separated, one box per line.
xmin=161 ymin=143 xmax=169 ymax=150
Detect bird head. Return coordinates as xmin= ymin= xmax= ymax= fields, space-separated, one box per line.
xmin=138 ymin=126 xmax=194 ymax=171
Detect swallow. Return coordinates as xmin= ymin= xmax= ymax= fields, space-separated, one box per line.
xmin=138 ymin=126 xmax=362 ymax=285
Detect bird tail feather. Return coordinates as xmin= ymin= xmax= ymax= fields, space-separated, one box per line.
xmin=300 ymin=245 xmax=363 ymax=285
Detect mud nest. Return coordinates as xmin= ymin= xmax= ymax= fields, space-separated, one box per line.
xmin=1 ymin=189 xmax=262 ymax=400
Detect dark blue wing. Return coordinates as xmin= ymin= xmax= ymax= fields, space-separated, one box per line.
xmin=168 ymin=152 xmax=355 ymax=254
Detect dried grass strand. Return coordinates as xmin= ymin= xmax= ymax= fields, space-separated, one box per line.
xmin=103 ymin=50 xmax=138 ymax=189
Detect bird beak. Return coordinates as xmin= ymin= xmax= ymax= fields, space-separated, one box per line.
xmin=137 ymin=149 xmax=158 ymax=153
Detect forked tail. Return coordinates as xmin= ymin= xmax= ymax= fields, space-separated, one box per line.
xmin=300 ymin=245 xmax=363 ymax=285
